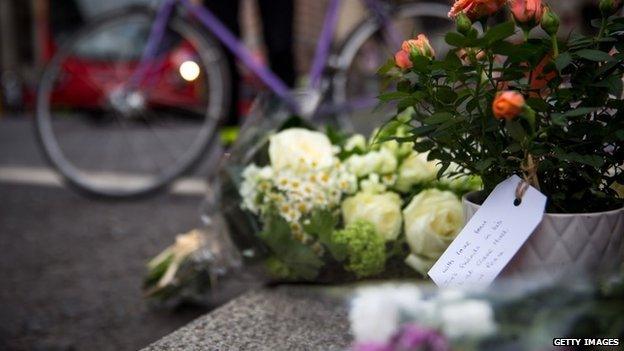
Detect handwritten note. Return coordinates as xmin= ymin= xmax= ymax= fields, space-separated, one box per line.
xmin=428 ymin=175 xmax=547 ymax=288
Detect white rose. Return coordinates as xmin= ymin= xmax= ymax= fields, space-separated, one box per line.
xmin=360 ymin=173 xmax=387 ymax=194
xmin=380 ymin=139 xmax=413 ymax=159
xmin=344 ymin=134 xmax=367 ymax=152
xmin=345 ymin=148 xmax=397 ymax=177
xmin=403 ymin=189 xmax=464 ymax=274
xmin=439 ymin=300 xmax=496 ymax=338
xmin=268 ymin=128 xmax=334 ymax=173
xmin=342 ymin=191 xmax=402 ymax=240
xmin=395 ymin=151 xmax=440 ymax=192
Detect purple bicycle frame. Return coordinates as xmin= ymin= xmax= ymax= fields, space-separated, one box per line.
xmin=133 ymin=0 xmax=398 ymax=115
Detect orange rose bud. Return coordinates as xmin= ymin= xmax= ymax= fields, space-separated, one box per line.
xmin=448 ymin=0 xmax=506 ymax=21
xmin=401 ymin=34 xmax=436 ymax=59
xmin=395 ymin=50 xmax=412 ymax=69
xmin=492 ymin=91 xmax=525 ymax=120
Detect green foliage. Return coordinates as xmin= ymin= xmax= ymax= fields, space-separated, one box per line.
xmin=381 ymin=14 xmax=624 ymax=213
xmin=144 ymin=252 xmax=174 ymax=288
xmin=264 ymin=256 xmax=299 ymax=280
xmin=258 ymin=209 xmax=324 ymax=280
xmin=332 ymin=220 xmax=386 ymax=278
xmin=303 ymin=209 xmax=347 ymax=261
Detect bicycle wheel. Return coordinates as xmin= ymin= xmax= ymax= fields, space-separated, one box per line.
xmin=332 ymin=2 xmax=454 ymax=134
xmin=36 ymin=6 xmax=229 ymax=198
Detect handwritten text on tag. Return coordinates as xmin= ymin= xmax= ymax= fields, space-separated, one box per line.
xmin=428 ymin=175 xmax=547 ymax=288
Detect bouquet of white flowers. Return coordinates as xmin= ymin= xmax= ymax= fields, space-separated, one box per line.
xmin=227 ymin=116 xmax=481 ymax=282
xmin=144 ymin=97 xmax=481 ymax=302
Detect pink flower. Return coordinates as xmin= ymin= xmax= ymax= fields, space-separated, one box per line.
xmin=448 ymin=0 xmax=506 ymax=20
xmin=510 ymin=0 xmax=544 ymax=27
xmin=394 ymin=50 xmax=412 ymax=69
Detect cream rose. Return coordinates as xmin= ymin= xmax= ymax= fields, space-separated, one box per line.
xmin=344 ymin=134 xmax=367 ymax=152
xmin=395 ymin=152 xmax=440 ymax=192
xmin=345 ymin=148 xmax=397 ymax=177
xmin=268 ymin=128 xmax=334 ymax=173
xmin=403 ymin=189 xmax=464 ymax=274
xmin=342 ymin=191 xmax=403 ymax=241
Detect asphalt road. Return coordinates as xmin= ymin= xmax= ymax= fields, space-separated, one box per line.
xmin=0 ymin=115 xmax=213 ymax=350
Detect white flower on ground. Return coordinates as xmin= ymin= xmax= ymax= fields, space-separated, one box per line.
xmin=350 ymin=284 xmax=423 ymax=343
xmin=439 ymin=300 xmax=496 ymax=338
xmin=395 ymin=151 xmax=440 ymax=192
xmin=403 ymin=189 xmax=464 ymax=275
xmin=268 ymin=128 xmax=334 ymax=173
xmin=342 ymin=191 xmax=403 ymax=241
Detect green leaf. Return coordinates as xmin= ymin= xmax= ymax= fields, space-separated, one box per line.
xmin=480 ymin=21 xmax=516 ymax=46
xmin=526 ymin=98 xmax=549 ymax=112
xmin=591 ymin=75 xmax=623 ymax=97
xmin=377 ymin=59 xmax=396 ymax=76
xmin=507 ymin=143 xmax=522 ymax=153
xmin=303 ymin=209 xmax=346 ymax=261
xmin=424 ymin=112 xmax=453 ymax=125
xmin=437 ymin=86 xmax=458 ymax=104
xmin=475 ymin=158 xmax=495 ymax=172
xmin=259 ymin=212 xmax=324 ymax=280
xmin=411 ymin=55 xmax=430 ymax=72
xmin=574 ymin=49 xmax=614 ymax=62
xmin=554 ymin=52 xmax=572 ymax=72
xmin=445 ymin=32 xmax=467 ymax=47
xmin=411 ymin=125 xmax=437 ymax=137
xmin=506 ymin=120 xmax=527 ymax=142
xmin=413 ymin=139 xmax=435 ymax=152
xmin=378 ymin=91 xmax=411 ymax=102
xmin=551 ymin=107 xmax=599 ymax=120
xmin=555 ymin=152 xmax=605 ymax=168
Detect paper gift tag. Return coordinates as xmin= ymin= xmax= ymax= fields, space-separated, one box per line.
xmin=428 ymin=175 xmax=547 ymax=288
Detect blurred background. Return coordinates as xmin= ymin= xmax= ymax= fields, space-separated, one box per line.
xmin=0 ymin=0 xmax=605 ymax=350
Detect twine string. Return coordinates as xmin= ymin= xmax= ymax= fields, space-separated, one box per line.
xmin=515 ymin=153 xmax=540 ymax=202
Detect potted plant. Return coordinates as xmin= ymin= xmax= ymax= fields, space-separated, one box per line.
xmin=380 ymin=0 xmax=624 ymax=279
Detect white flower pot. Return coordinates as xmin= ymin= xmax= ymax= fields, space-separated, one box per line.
xmin=463 ymin=192 xmax=624 ymax=280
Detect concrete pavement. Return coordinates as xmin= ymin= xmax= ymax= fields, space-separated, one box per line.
xmin=0 ymin=116 xmax=213 ymax=350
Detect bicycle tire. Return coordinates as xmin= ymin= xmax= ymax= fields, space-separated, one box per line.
xmin=36 ymin=5 xmax=230 ymax=199
xmin=331 ymin=2 xmax=453 ymax=132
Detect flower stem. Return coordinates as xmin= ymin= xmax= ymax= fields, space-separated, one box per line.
xmin=523 ymin=29 xmax=529 ymax=43
xmin=551 ymin=35 xmax=559 ymax=58
xmin=597 ymin=18 xmax=607 ymax=39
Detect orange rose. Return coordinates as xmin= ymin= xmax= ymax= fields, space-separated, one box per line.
xmin=401 ymin=34 xmax=436 ymax=59
xmin=395 ymin=50 xmax=412 ymax=69
xmin=492 ymin=91 xmax=525 ymax=120
xmin=448 ymin=0 xmax=506 ymax=20
xmin=510 ymin=0 xmax=544 ymax=27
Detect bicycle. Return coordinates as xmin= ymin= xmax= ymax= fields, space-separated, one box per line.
xmin=36 ymin=0 xmax=453 ymax=198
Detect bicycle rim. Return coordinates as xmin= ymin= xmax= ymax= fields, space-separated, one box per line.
xmin=332 ymin=2 xmax=454 ymax=134
xmin=36 ymin=8 xmax=228 ymax=198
